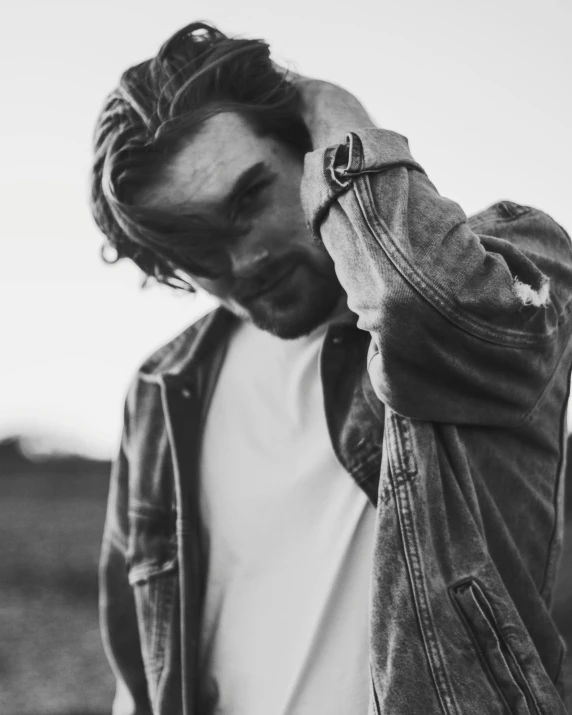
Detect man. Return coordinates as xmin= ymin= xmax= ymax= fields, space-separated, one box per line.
xmin=92 ymin=21 xmax=572 ymax=715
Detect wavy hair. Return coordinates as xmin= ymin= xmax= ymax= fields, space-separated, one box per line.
xmin=90 ymin=21 xmax=311 ymax=290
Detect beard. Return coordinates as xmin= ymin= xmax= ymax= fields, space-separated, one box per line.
xmin=235 ymin=257 xmax=345 ymax=339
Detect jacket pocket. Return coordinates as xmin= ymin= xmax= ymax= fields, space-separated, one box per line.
xmin=451 ymin=579 xmax=542 ymax=715
xmin=126 ymin=501 xmax=179 ymax=715
xmin=129 ymin=559 xmax=178 ymax=676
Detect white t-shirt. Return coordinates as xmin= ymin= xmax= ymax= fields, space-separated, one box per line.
xmin=199 ymin=319 xmax=376 ymax=715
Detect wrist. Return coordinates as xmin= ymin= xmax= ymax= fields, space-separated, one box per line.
xmin=302 ymin=81 xmax=374 ymax=149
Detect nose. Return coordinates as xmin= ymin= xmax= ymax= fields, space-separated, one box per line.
xmin=228 ymin=236 xmax=271 ymax=280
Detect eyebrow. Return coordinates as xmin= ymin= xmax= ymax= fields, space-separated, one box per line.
xmin=144 ymin=161 xmax=274 ymax=217
xmin=223 ymin=161 xmax=271 ymax=209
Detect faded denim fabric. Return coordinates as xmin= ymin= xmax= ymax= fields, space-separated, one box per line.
xmin=99 ymin=128 xmax=572 ymax=715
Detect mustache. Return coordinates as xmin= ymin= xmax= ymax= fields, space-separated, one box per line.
xmin=233 ymin=257 xmax=302 ymax=303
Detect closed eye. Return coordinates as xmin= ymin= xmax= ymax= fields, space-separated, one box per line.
xmin=232 ymin=177 xmax=273 ymax=220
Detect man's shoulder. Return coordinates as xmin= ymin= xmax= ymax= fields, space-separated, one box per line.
xmin=134 ymin=305 xmax=233 ymax=381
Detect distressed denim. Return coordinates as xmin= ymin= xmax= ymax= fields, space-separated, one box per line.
xmin=100 ymin=128 xmax=572 ymax=715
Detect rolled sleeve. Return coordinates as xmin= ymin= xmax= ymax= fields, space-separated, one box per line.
xmin=301 ymin=129 xmax=425 ymax=240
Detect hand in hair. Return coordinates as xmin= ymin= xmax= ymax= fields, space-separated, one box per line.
xmin=273 ymin=63 xmax=375 ymax=150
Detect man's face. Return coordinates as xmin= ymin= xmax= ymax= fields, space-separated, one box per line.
xmin=138 ymin=112 xmax=344 ymax=338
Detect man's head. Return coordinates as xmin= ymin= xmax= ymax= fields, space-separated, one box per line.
xmin=91 ymin=22 xmax=344 ymax=338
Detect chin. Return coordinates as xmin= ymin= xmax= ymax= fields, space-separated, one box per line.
xmin=247 ymin=288 xmax=343 ymax=340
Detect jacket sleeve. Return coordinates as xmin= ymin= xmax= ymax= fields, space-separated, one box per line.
xmin=99 ymin=398 xmax=152 ymax=715
xmin=301 ymin=128 xmax=572 ymax=426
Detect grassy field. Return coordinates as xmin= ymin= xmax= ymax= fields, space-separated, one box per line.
xmin=0 ymin=459 xmax=114 ymax=715
xmin=0 ymin=444 xmax=571 ymax=714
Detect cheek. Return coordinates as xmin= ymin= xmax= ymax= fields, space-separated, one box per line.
xmin=261 ymin=201 xmax=311 ymax=248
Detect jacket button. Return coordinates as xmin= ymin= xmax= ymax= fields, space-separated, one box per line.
xmin=181 ymin=387 xmax=193 ymax=399
xmin=332 ymin=335 xmax=344 ymax=345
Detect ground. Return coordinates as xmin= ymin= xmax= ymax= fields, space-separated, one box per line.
xmin=0 ymin=456 xmax=114 ymax=715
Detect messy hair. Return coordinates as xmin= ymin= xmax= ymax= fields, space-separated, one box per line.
xmin=90 ymin=21 xmax=311 ymax=291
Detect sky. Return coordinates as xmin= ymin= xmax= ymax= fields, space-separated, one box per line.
xmin=1 ymin=0 xmax=571 ymax=458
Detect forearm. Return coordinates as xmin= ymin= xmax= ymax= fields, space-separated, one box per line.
xmin=297 ymin=79 xmax=375 ymax=149
xmin=301 ymin=128 xmax=572 ymax=424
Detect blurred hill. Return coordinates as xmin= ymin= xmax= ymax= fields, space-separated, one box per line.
xmin=0 ymin=436 xmax=111 ymax=477
xmin=0 ymin=436 xmax=114 ymax=715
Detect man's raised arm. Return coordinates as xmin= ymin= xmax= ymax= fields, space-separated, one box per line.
xmin=295 ymin=78 xmax=572 ymax=426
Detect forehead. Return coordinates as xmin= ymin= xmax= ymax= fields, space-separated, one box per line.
xmin=141 ymin=112 xmax=273 ymax=211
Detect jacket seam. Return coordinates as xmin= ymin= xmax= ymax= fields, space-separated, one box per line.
xmin=519 ymin=319 xmax=572 ymax=429
xmin=553 ymin=641 xmax=567 ymax=694
xmin=538 ymin=353 xmax=572 ymax=600
xmin=102 ymin=527 xmax=128 ymax=555
xmin=152 ymin=569 xmax=177 ymax=712
xmin=388 ymin=414 xmax=460 ymax=715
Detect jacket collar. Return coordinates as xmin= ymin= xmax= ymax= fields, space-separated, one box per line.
xmin=138 ymin=307 xmax=236 ymax=385
xmin=138 ymin=300 xmax=358 ymax=385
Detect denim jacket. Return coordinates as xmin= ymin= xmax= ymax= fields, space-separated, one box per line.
xmin=100 ymin=128 xmax=572 ymax=715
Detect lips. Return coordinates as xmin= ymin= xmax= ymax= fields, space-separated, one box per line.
xmin=235 ymin=264 xmax=298 ymax=303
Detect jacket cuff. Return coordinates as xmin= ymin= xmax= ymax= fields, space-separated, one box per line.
xmin=301 ymin=128 xmax=425 ymax=239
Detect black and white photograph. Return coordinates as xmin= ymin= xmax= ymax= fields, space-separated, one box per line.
xmin=1 ymin=1 xmax=571 ymax=713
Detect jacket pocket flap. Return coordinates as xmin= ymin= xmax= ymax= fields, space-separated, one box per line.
xmin=127 ymin=555 xmax=178 ymax=586
xmin=451 ymin=579 xmax=541 ymax=715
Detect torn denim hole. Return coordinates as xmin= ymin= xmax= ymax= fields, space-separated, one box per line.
xmin=513 ymin=275 xmax=550 ymax=307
